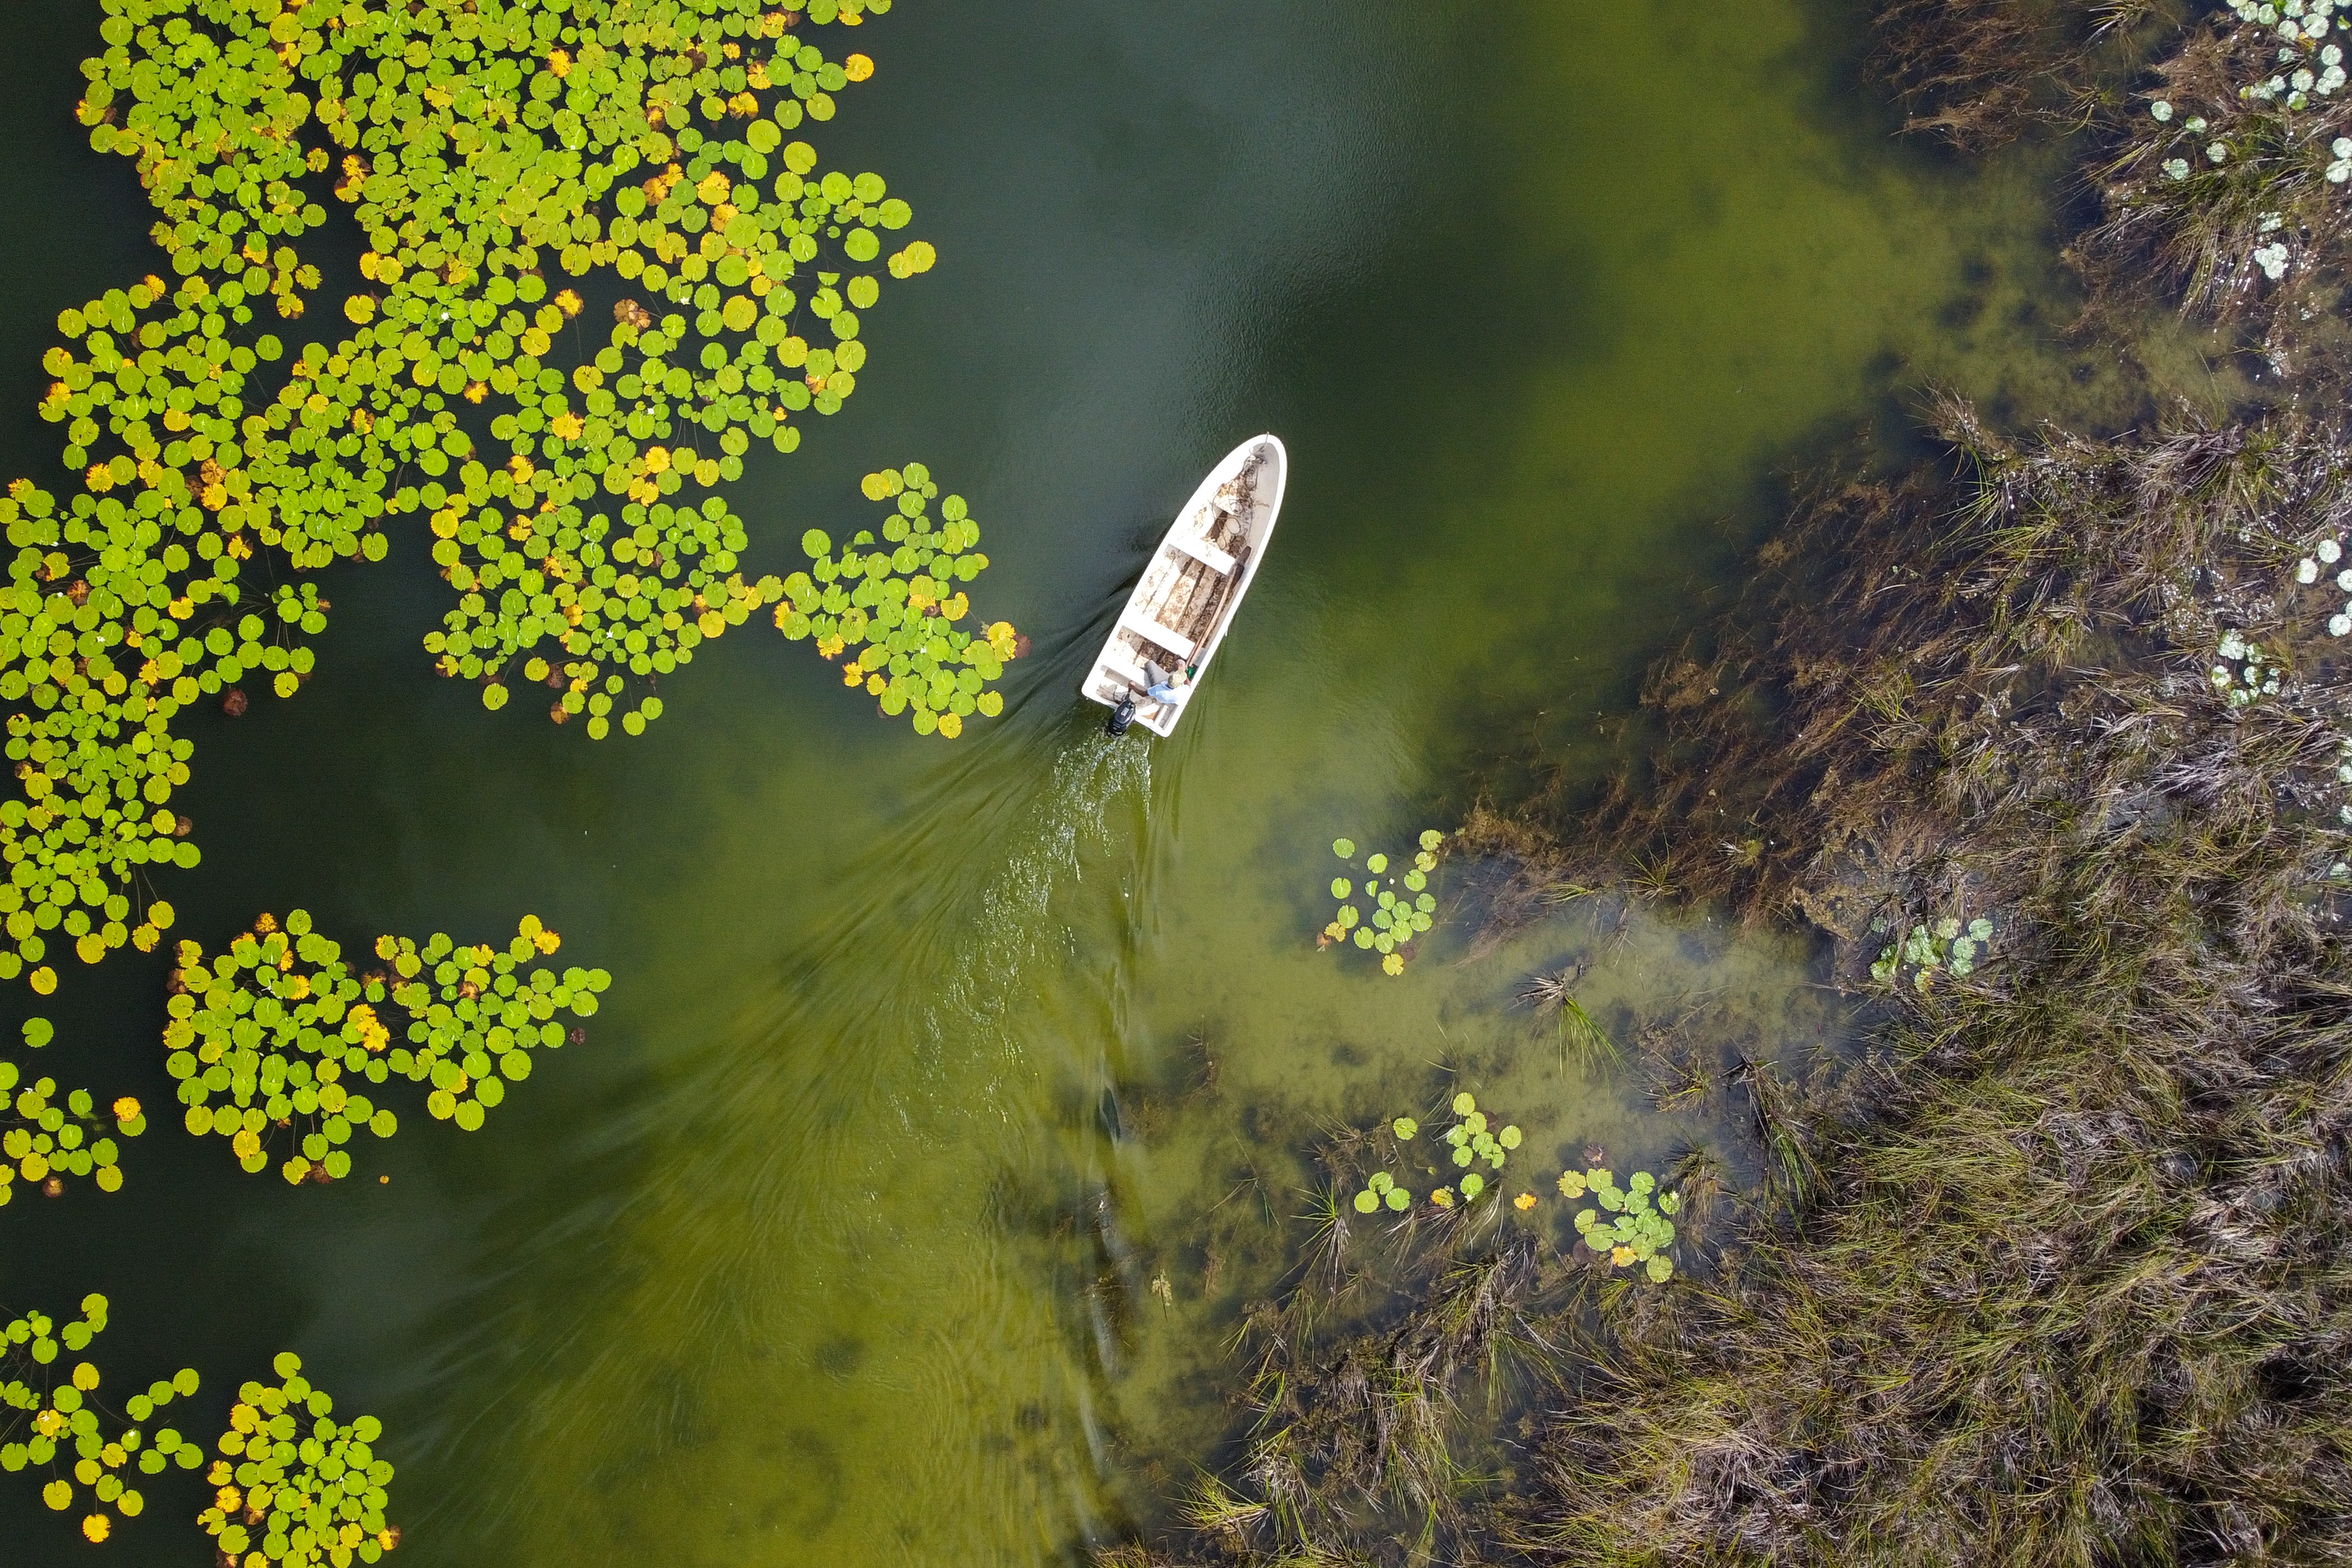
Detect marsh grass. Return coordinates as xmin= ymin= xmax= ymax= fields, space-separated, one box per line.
xmin=1125 ymin=275 xmax=2352 ymax=1568
xmin=1102 ymin=6 xmax=2352 ymax=1564
xmin=1443 ymin=401 xmax=2352 ymax=1563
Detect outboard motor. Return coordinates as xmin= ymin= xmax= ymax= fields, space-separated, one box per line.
xmin=1105 ymin=693 xmax=1137 ymax=737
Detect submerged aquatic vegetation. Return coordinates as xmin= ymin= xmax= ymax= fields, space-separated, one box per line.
xmin=0 ymin=1293 xmax=203 ymax=1546
xmin=1139 ymin=1096 xmax=1686 ymax=1565
xmin=201 ymin=1352 xmax=397 ymax=1568
xmin=1 ymin=1019 xmax=146 ymax=1206
xmin=774 ymin=463 xmax=1017 ymax=736
xmin=1128 ymin=8 xmax=2352 ymax=1567
xmin=1322 ymin=829 xmax=1443 ymax=974
xmin=165 ymin=910 xmax=599 ymax=1181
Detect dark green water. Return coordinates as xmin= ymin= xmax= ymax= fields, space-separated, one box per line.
xmin=0 ymin=1 xmax=2139 ymax=1563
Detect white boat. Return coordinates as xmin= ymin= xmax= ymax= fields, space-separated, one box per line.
xmin=1083 ymin=434 xmax=1287 ymax=737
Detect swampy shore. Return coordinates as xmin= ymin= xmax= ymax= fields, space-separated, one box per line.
xmin=1110 ymin=4 xmax=2352 ymax=1563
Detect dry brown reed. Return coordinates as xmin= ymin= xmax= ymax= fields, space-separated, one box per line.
xmin=1870 ymin=0 xmax=2167 ymax=148
xmin=1458 ymin=407 xmax=2352 ymax=1565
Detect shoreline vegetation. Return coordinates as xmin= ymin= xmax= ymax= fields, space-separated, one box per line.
xmin=1109 ymin=3 xmax=2352 ymax=1564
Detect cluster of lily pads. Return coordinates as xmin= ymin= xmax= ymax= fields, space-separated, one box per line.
xmin=1365 ymin=1091 xmax=1523 ymax=1210
xmin=1 ymin=457 xmax=211 ymax=990
xmin=1870 ymin=913 xmax=1997 ymax=990
xmin=775 ymin=464 xmax=1016 ymax=736
xmin=1353 ymin=1094 xmax=1684 ymax=1280
xmin=1 ymin=1019 xmax=147 ymax=1207
xmin=425 ymin=469 xmax=784 ymax=737
xmin=166 ymin=909 xmax=597 ymax=1182
xmin=2211 ymin=629 xmax=2284 ymax=708
xmin=2291 ymin=536 xmax=2352 ymax=638
xmin=68 ymin=0 xmax=945 ymax=738
xmin=2226 ymin=0 xmax=2346 ymax=107
xmin=1559 ymin=1166 xmax=1680 ymax=1282
xmin=1423 ymin=1091 xmax=1521 ymax=1206
xmin=1 ymin=1293 xmax=204 ymax=1545
xmin=1323 ymin=829 xmax=1443 ymax=975
xmin=0 ymin=0 xmax=955 ymax=994
xmin=201 ymin=1351 xmax=397 ymax=1568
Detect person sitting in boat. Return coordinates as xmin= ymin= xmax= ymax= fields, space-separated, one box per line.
xmin=1142 ymin=659 xmax=1189 ymax=704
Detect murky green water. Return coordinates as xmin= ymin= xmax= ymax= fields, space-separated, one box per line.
xmin=0 ymin=1 xmax=2129 ymax=1563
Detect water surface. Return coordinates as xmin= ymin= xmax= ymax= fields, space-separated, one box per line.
xmin=0 ymin=1 xmax=2110 ymax=1562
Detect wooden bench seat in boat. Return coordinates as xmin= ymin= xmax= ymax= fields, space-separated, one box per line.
xmin=1170 ymin=530 xmax=1239 ymax=577
xmin=1118 ymin=606 xmax=1197 ymax=662
xmin=1098 ymin=641 xmax=1152 ymax=691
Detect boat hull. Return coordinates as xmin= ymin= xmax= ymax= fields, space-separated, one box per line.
xmin=1082 ymin=434 xmax=1287 ymax=737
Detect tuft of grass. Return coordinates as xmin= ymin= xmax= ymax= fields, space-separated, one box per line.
xmin=1516 ymin=967 xmax=1625 ymax=1074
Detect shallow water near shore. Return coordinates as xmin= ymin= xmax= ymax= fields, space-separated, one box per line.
xmin=0 ymin=1 xmax=2118 ymax=1563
